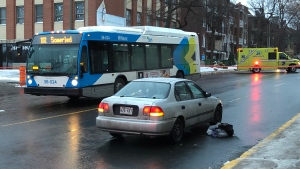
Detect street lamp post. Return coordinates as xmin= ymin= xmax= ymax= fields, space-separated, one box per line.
xmin=266 ymin=13 xmax=273 ymax=48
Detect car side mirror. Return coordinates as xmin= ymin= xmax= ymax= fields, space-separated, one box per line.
xmin=205 ymin=92 xmax=211 ymax=97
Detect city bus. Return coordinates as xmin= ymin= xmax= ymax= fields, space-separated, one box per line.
xmin=19 ymin=26 xmax=201 ymax=99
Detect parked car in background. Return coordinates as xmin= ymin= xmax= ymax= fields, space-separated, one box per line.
xmin=96 ymin=78 xmax=223 ymax=143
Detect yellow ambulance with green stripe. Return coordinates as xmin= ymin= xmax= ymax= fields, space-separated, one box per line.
xmin=237 ymin=48 xmax=300 ymax=73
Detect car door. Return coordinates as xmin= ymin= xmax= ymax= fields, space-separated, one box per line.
xmin=185 ymin=81 xmax=214 ymax=123
xmin=174 ymin=82 xmax=198 ymax=127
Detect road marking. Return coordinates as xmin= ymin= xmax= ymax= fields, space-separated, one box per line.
xmin=0 ymin=110 xmax=4 ymax=113
xmin=228 ymin=98 xmax=241 ymax=103
xmin=221 ymin=112 xmax=300 ymax=169
xmin=2 ymin=108 xmax=97 ymax=127
xmin=274 ymin=83 xmax=284 ymax=87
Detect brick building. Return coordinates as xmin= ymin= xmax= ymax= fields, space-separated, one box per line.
xmin=0 ymin=0 xmax=248 ymax=67
xmin=1 ymin=0 xmax=172 ymax=67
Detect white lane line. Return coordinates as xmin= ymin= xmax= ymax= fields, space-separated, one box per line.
xmin=0 ymin=110 xmax=4 ymax=113
xmin=274 ymin=83 xmax=284 ymax=87
xmin=228 ymin=98 xmax=241 ymax=103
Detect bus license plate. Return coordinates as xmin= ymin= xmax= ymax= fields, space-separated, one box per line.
xmin=120 ymin=106 xmax=133 ymax=115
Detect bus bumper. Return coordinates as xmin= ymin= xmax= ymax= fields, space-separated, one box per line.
xmin=24 ymin=87 xmax=82 ymax=96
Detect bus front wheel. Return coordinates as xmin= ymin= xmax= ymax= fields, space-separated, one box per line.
xmin=114 ymin=77 xmax=126 ymax=93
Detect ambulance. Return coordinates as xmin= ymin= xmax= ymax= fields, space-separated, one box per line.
xmin=237 ymin=47 xmax=300 ymax=73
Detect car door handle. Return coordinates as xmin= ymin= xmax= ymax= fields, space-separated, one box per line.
xmin=181 ymin=105 xmax=185 ymax=109
xmin=198 ymin=102 xmax=202 ymax=106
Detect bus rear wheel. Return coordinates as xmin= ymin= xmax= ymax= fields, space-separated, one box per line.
xmin=252 ymin=67 xmax=261 ymax=73
xmin=176 ymin=71 xmax=184 ymax=78
xmin=114 ymin=77 xmax=126 ymax=93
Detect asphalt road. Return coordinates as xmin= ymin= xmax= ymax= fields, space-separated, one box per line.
xmin=0 ymin=70 xmax=299 ymax=169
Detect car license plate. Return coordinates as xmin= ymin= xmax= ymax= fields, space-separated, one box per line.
xmin=120 ymin=106 xmax=133 ymax=115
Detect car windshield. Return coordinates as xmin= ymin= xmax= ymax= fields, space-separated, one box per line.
xmin=115 ymin=81 xmax=171 ymax=99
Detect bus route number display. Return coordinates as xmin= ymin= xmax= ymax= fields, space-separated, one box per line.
xmin=32 ymin=34 xmax=82 ymax=45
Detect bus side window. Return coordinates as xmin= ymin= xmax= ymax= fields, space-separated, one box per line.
xmin=80 ymin=46 xmax=88 ymax=73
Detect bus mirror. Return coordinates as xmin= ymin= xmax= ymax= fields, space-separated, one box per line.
xmin=80 ymin=62 xmax=86 ymax=74
xmin=17 ymin=46 xmax=22 ymax=56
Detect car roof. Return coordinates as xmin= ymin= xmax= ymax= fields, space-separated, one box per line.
xmin=132 ymin=78 xmax=190 ymax=83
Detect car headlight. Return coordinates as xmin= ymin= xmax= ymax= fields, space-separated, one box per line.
xmin=71 ymin=79 xmax=78 ymax=86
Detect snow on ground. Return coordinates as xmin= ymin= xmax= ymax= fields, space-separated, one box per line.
xmin=0 ymin=69 xmax=20 ymax=82
xmin=0 ymin=65 xmax=237 ymax=83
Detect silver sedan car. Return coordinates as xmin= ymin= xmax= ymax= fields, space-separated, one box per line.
xmin=96 ymin=78 xmax=222 ymax=143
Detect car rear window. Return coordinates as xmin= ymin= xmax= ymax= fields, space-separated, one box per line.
xmin=115 ymin=81 xmax=170 ymax=99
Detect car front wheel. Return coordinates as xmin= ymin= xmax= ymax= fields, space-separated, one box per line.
xmin=210 ymin=106 xmax=222 ymax=125
xmin=169 ymin=118 xmax=184 ymax=143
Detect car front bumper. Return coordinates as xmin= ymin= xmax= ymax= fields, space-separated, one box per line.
xmin=96 ymin=116 xmax=176 ymax=136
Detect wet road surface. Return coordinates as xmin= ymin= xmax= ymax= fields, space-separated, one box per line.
xmin=1 ymin=70 xmax=300 ymax=169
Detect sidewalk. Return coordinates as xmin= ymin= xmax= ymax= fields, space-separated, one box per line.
xmin=222 ymin=113 xmax=300 ymax=169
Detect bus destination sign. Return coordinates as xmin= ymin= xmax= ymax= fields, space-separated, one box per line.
xmin=32 ymin=34 xmax=82 ymax=45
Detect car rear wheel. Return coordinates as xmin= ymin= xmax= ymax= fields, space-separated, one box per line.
xmin=210 ymin=106 xmax=222 ymax=125
xmin=169 ymin=118 xmax=184 ymax=143
xmin=110 ymin=133 xmax=123 ymax=138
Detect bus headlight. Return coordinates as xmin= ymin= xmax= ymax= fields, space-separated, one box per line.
xmin=28 ymin=79 xmax=32 ymax=84
xmin=71 ymin=79 xmax=78 ymax=86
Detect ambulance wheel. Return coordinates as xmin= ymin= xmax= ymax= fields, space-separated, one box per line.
xmin=287 ymin=66 xmax=297 ymax=73
xmin=252 ymin=67 xmax=261 ymax=73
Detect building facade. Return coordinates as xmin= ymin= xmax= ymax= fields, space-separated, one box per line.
xmin=0 ymin=0 xmax=248 ymax=67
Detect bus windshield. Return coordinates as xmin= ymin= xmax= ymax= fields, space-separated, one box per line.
xmin=27 ymin=45 xmax=79 ymax=75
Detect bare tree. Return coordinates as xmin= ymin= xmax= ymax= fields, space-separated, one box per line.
xmin=205 ymin=0 xmax=232 ymax=64
xmin=248 ymin=0 xmax=300 ymax=51
xmin=143 ymin=0 xmax=205 ymax=29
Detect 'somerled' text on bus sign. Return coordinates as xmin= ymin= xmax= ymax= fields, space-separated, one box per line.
xmin=40 ymin=36 xmax=73 ymax=44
